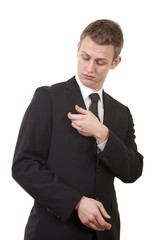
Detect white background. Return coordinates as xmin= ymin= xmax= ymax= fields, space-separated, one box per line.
xmin=0 ymin=0 xmax=158 ymax=239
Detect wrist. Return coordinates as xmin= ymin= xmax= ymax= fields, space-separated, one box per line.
xmin=94 ymin=123 xmax=109 ymax=144
xmin=75 ymin=196 xmax=85 ymax=211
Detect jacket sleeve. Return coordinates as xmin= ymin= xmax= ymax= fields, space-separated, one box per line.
xmin=98 ymin=107 xmax=143 ymax=183
xmin=12 ymin=87 xmax=82 ymax=222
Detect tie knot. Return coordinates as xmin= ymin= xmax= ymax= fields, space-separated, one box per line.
xmin=89 ymin=93 xmax=100 ymax=103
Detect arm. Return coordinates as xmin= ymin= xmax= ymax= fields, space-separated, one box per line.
xmin=68 ymin=105 xmax=143 ymax=183
xmin=12 ymin=87 xmax=82 ymax=222
xmin=98 ymin=107 xmax=143 ymax=183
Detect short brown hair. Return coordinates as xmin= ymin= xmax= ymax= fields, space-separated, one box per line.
xmin=80 ymin=19 xmax=124 ymax=60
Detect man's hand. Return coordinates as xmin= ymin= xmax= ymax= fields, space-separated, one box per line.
xmin=75 ymin=196 xmax=112 ymax=231
xmin=67 ymin=105 xmax=109 ymax=144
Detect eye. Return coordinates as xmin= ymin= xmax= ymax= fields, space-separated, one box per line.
xmin=81 ymin=54 xmax=90 ymax=61
xmin=96 ymin=60 xmax=107 ymax=66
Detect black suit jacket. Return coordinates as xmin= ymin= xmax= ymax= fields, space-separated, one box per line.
xmin=12 ymin=77 xmax=143 ymax=240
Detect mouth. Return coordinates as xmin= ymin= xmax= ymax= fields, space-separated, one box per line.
xmin=82 ymin=74 xmax=95 ymax=80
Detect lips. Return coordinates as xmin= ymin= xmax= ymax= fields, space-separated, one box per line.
xmin=82 ymin=74 xmax=95 ymax=80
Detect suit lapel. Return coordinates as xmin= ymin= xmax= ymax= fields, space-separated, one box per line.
xmin=65 ymin=76 xmax=86 ymax=113
xmin=103 ymin=91 xmax=113 ymax=129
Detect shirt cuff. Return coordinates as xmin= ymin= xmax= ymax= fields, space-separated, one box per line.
xmin=97 ymin=139 xmax=108 ymax=152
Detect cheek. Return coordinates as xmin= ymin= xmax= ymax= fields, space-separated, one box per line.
xmin=98 ymin=69 xmax=108 ymax=77
xmin=101 ymin=66 xmax=111 ymax=75
xmin=78 ymin=60 xmax=87 ymax=70
xmin=77 ymin=60 xmax=82 ymax=71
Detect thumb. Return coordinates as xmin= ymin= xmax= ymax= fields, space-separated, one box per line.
xmin=75 ymin=105 xmax=87 ymax=115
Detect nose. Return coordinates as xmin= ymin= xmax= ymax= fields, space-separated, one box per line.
xmin=87 ymin=60 xmax=95 ymax=73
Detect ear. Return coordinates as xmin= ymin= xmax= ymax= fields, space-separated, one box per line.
xmin=110 ymin=56 xmax=121 ymax=70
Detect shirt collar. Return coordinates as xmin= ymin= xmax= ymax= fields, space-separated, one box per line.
xmin=75 ymin=74 xmax=103 ymax=102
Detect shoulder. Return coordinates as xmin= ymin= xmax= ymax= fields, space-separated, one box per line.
xmin=103 ymin=92 xmax=132 ymax=123
xmin=35 ymin=82 xmax=66 ymax=96
xmin=35 ymin=76 xmax=76 ymax=97
xmin=104 ymin=92 xmax=127 ymax=109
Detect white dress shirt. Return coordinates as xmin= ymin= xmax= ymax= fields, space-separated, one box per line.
xmin=75 ymin=75 xmax=107 ymax=152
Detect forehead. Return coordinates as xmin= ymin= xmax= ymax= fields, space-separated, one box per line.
xmin=79 ymin=36 xmax=114 ymax=59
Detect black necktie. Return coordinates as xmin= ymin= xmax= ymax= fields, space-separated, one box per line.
xmin=89 ymin=93 xmax=100 ymax=120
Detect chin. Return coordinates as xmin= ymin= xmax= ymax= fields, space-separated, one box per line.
xmin=81 ymin=79 xmax=93 ymax=88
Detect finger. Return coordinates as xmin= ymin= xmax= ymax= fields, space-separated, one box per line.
xmin=89 ymin=217 xmax=107 ymax=231
xmin=97 ymin=202 xmax=111 ymax=219
xmin=75 ymin=105 xmax=87 ymax=115
xmin=87 ymin=222 xmax=106 ymax=231
xmin=67 ymin=112 xmax=83 ymax=120
xmin=84 ymin=218 xmax=106 ymax=231
xmin=71 ymin=121 xmax=80 ymax=130
xmin=95 ymin=211 xmax=112 ymax=230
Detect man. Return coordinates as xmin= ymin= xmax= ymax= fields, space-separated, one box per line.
xmin=12 ymin=19 xmax=143 ymax=240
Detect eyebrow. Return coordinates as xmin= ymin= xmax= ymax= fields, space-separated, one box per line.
xmin=81 ymin=51 xmax=108 ymax=62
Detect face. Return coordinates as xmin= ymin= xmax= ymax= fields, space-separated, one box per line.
xmin=77 ymin=36 xmax=121 ymax=91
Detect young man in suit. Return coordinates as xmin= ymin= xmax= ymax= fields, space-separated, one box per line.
xmin=12 ymin=19 xmax=143 ymax=240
